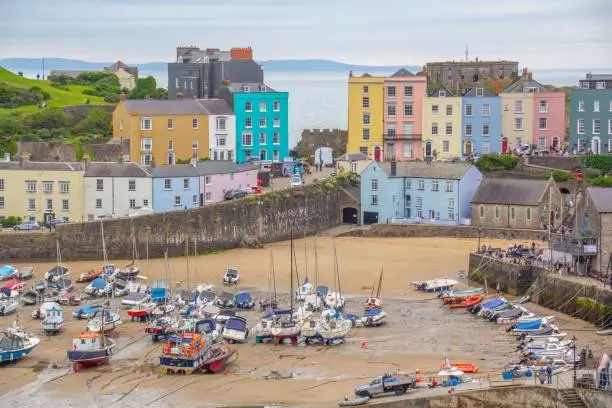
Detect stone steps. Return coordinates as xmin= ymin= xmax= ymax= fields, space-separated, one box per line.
xmin=560 ymin=389 xmax=587 ymax=408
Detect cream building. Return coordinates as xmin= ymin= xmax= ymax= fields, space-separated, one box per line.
xmin=422 ymin=87 xmax=463 ymax=160
xmin=104 ymin=61 xmax=139 ymax=91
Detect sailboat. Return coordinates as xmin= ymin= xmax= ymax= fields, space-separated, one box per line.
xmin=253 ymin=251 xmax=278 ymax=339
xmin=115 ymin=219 xmax=140 ymax=280
xmin=362 ymin=267 xmax=387 ymax=327
xmin=296 ymin=233 xmax=315 ymax=301
xmin=270 ymin=231 xmax=301 ymax=338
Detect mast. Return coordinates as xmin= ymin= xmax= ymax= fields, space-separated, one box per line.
xmin=272 ymin=250 xmax=277 ymax=302
xmin=376 ymin=266 xmax=383 ymax=298
xmin=290 ymin=230 xmax=294 ymax=312
xmin=303 ymin=231 xmax=308 ymax=281
xmin=185 ymin=235 xmax=190 ymax=292
xmin=100 ymin=220 xmax=107 ymax=264
xmin=333 ymin=238 xmax=342 ymax=300
xmin=314 ymin=237 xmax=318 ymax=291
xmin=193 ymin=236 xmax=198 ymax=284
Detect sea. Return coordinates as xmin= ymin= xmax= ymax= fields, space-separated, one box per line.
xmin=12 ymin=68 xmax=595 ymax=147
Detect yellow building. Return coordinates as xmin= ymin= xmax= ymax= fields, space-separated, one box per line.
xmin=104 ymin=61 xmax=138 ymax=91
xmin=0 ymin=155 xmax=85 ymax=223
xmin=500 ymin=92 xmax=534 ymax=151
xmin=347 ymin=74 xmax=384 ymax=159
xmin=422 ymin=87 xmax=463 ymax=159
xmin=113 ymin=97 xmax=232 ymax=166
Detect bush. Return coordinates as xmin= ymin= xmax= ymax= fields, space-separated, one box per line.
xmin=1 ymin=216 xmax=22 ymax=228
xmin=475 ymin=154 xmax=520 ymax=171
xmin=25 ymin=108 xmax=70 ymax=130
xmin=0 ymin=83 xmax=48 ymax=108
xmin=588 ymin=177 xmax=612 ymax=187
xmin=583 ymin=167 xmax=602 ymax=179
xmin=584 ymin=155 xmax=612 ymax=175
xmin=73 ymin=108 xmax=112 ymax=137
xmin=104 ymin=94 xmax=120 ymax=103
xmin=0 ymin=117 xmax=24 ymax=136
xmin=551 ymin=170 xmax=572 ymax=182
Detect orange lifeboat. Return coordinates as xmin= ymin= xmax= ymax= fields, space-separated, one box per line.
xmin=448 ymin=295 xmax=483 ymax=309
xmin=440 ymin=362 xmax=479 ymax=373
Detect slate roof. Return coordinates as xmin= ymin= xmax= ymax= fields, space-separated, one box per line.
xmin=84 ymin=162 xmax=150 ymax=178
xmin=0 ymin=161 xmax=83 ymax=171
xmin=586 ymin=187 xmax=612 ymax=213
xmin=228 ymin=83 xmax=277 ymax=93
xmin=503 ymin=75 xmax=546 ymax=93
xmin=149 ymin=165 xmax=200 ymax=178
xmin=463 ymin=83 xmax=496 ymax=97
xmin=390 ymin=68 xmax=415 ymax=77
xmin=195 ymin=161 xmax=256 ymax=175
xmin=585 ymin=73 xmax=612 ymax=81
xmin=336 ymin=153 xmax=369 ymax=161
xmin=471 ymin=178 xmax=549 ymax=205
xmin=122 ymin=98 xmax=233 ymax=116
xmin=379 ymin=161 xmax=473 ymax=180
xmin=428 ymin=86 xmax=454 ymax=97
xmin=104 ymin=60 xmax=138 ymax=77
xmin=196 ymin=99 xmax=233 ymax=115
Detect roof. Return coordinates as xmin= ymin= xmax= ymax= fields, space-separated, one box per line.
xmin=503 ymin=75 xmax=546 ymax=93
xmin=104 ymin=60 xmax=138 ymax=76
xmin=378 ymin=161 xmax=473 ymax=180
xmin=0 ymin=161 xmax=84 ymax=171
xmin=586 ymin=187 xmax=612 ymax=213
xmin=463 ymin=83 xmax=496 ymax=97
xmin=428 ymin=86 xmax=454 ymax=97
xmin=122 ymin=98 xmax=233 ymax=116
xmin=84 ymin=162 xmax=150 ymax=178
xmin=228 ymin=83 xmax=277 ymax=93
xmin=195 ymin=160 xmax=256 ymax=175
xmin=390 ymin=68 xmax=415 ymax=77
xmin=336 ymin=153 xmax=369 ymax=161
xmin=150 ymin=165 xmax=200 ymax=178
xmin=195 ymin=99 xmax=233 ymax=115
xmin=471 ymin=178 xmax=550 ymax=205
xmin=584 ymin=73 xmax=612 ymax=81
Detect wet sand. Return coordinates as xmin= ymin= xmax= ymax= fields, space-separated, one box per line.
xmin=1 ymin=236 xmax=610 ymax=407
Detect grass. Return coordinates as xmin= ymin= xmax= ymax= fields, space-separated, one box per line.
xmin=0 ymin=66 xmax=108 ymax=113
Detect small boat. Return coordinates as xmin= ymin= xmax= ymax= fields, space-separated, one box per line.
xmin=121 ymin=292 xmax=149 ymax=308
xmin=364 ymin=296 xmax=382 ymax=310
xmin=516 ymin=315 xmax=555 ymax=323
xmin=469 ymin=297 xmax=505 ymax=315
xmin=215 ymin=310 xmax=236 ymax=327
xmin=42 ymin=305 xmax=64 ymax=334
xmin=259 ymin=297 xmax=279 ymax=310
xmin=32 ymin=301 xmax=61 ymax=320
xmin=362 ymin=307 xmax=387 ymax=327
xmin=412 ymin=278 xmax=458 ymax=292
xmin=59 ymin=289 xmax=82 ymax=306
xmin=439 ymin=362 xmax=478 ymax=373
xmin=448 ymin=295 xmax=483 ymax=309
xmin=34 ymin=280 xmax=47 ymax=292
xmin=0 ymin=322 xmax=40 ymax=363
xmin=3 ymin=280 xmax=26 ymax=293
xmin=222 ymin=267 xmax=240 ymax=286
xmin=521 ymin=326 xmax=567 ymax=341
xmin=0 ymin=298 xmax=19 ymax=316
xmin=145 ymin=316 xmax=176 ymax=340
xmin=439 ymin=287 xmax=484 ymax=299
xmin=21 ymin=289 xmax=40 ymax=305
xmin=596 ymin=328 xmax=612 ymax=336
xmin=72 ymin=303 xmax=103 ymax=319
xmin=0 ymin=265 xmax=18 ymax=281
xmin=114 ymin=278 xmax=147 ymax=297
xmin=44 ymin=264 xmax=70 ymax=283
xmin=151 ymin=303 xmax=175 ymax=318
xmin=85 ymin=277 xmax=112 ymax=297
xmin=338 ymin=396 xmax=370 ymax=407
xmin=16 ymin=267 xmax=34 ymax=280
xmin=87 ymin=310 xmax=122 ymax=333
xmin=196 ymin=283 xmax=215 ymax=293
xmin=127 ymin=302 xmax=155 ymax=320
xmin=67 ymin=331 xmax=115 ymax=372
xmin=215 ymin=291 xmax=235 ymax=309
xmin=222 ymin=316 xmax=249 ymax=343
xmin=235 ymin=292 xmax=255 ymax=309
xmin=76 ymin=268 xmax=102 ymax=283
xmin=173 ymin=317 xmax=198 ymax=333
xmin=512 ymin=318 xmax=554 ymax=333
xmin=195 ymin=318 xmax=220 ymax=341
xmin=197 ymin=290 xmax=217 ymax=307
xmin=200 ymin=304 xmax=220 ymax=317
xmin=201 ymin=342 xmax=235 ymax=373
xmin=296 ymin=279 xmax=315 ymax=301
xmin=113 ymin=265 xmax=140 ymax=281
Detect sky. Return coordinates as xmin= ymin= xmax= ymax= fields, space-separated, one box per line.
xmin=1 ymin=0 xmax=611 ymax=69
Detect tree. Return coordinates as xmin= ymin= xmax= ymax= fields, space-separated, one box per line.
xmin=128 ymin=76 xmax=157 ymax=99
xmin=25 ymin=107 xmax=70 ymax=130
xmin=0 ymin=116 xmax=23 ymax=136
xmin=74 ymin=108 xmax=112 ymax=136
xmin=155 ymin=88 xmax=168 ymax=100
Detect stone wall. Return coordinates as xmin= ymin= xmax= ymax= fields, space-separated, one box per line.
xmin=526 ymin=156 xmax=582 ymax=171
xmin=0 ymin=182 xmax=358 ymax=262
xmin=576 ymin=388 xmax=612 ymax=408
xmin=468 ymin=253 xmax=545 ymax=296
xmin=295 ymin=128 xmax=348 ymax=159
xmin=17 ymin=141 xmax=76 ymax=162
xmin=62 ymin=104 xmax=116 ymax=126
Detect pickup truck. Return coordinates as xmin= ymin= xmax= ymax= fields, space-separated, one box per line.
xmin=354 ymin=373 xmax=416 ymax=398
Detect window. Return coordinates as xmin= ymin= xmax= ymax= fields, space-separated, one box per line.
xmin=539 ymin=118 xmax=548 ymax=130
xmin=539 ymin=100 xmax=548 ymax=113
xmin=141 ymin=137 xmax=152 ymax=151
xmin=362 ymin=97 xmax=370 ymax=108
xmin=406 ymin=180 xmax=411 ymax=189
xmin=363 ymin=86 xmax=369 ymax=94
xmin=442 ymin=140 xmax=450 ymax=152
xmin=404 ymin=103 xmax=413 ymax=116
xmin=216 ymin=117 xmax=226 ymax=130
xmin=203 ymin=192 xmax=211 ymax=202
xmin=403 ymin=123 xmax=412 ymax=135
xmin=465 ymin=124 xmax=472 ymax=136
xmin=359 ymin=146 xmax=368 ymax=155
xmin=245 ymin=117 xmax=252 ymax=128
xmin=577 ymin=119 xmax=585 ymax=134
xmin=526 ymin=207 xmax=532 ymax=221
xmin=608 ymin=119 xmax=612 ymax=135
xmin=479 ymin=205 xmax=484 ymax=218
xmin=192 ymin=139 xmax=199 ymax=150
xmin=581 ymin=82 xmax=589 ymax=89
xmin=245 ymin=101 xmax=252 ymax=112
xmin=183 ymin=178 xmax=190 ymax=189
xmin=593 ymin=119 xmax=601 ymax=134
xmin=141 ymin=154 xmax=152 ymax=166
xmin=370 ymin=179 xmax=379 ymax=191
xmin=439 ymin=90 xmax=446 ymax=97
xmin=577 ymin=138 xmax=585 ymax=152
xmin=273 ymin=101 xmax=280 ymax=111
xmin=26 ymin=180 xmax=36 ymax=192
xmin=362 ymin=128 xmax=370 ymax=141
xmin=479 ymin=123 xmax=489 ymax=136
xmin=416 ymin=196 xmax=423 ymax=218
xmin=370 ymin=194 xmax=378 ymax=206
xmin=495 ymin=206 xmax=500 ymax=219
xmin=95 ymin=199 xmax=102 ymax=209
xmin=515 ymin=100 xmax=523 ymax=113
xmin=167 ymin=119 xmax=174 ymax=129
xmin=273 ymin=117 xmax=280 ymax=127
xmin=511 ymin=207 xmax=515 ymax=220
xmin=387 ymin=86 xmax=396 ymax=97
xmin=205 ymin=175 xmax=212 ymax=185
xmin=62 ymin=199 xmax=69 ymax=211
xmin=387 ymin=124 xmax=396 ymax=136
xmin=242 ymin=132 xmax=253 ymax=146
xmin=432 ymin=105 xmax=439 ymax=115
xmin=28 ymin=198 xmax=35 ymax=211
xmin=445 ymin=123 xmax=453 ymax=135
xmin=143 ymin=199 xmax=149 ymax=207
xmin=445 ymin=181 xmax=453 ymax=192
xmin=387 ymin=105 xmax=396 ymax=117
xmin=43 ymin=182 xmax=53 ymax=193
xmin=244 ymin=149 xmax=252 ymax=159
xmin=609 ymin=101 xmax=612 ymax=112
xmin=465 ymin=104 xmax=473 ymax=116
xmin=0 ymin=197 xmax=3 ymax=209
xmin=217 ymin=135 xmax=226 ymax=146
xmin=119 ymin=119 xmax=124 ymax=130
xmin=128 ymin=179 xmax=136 ymax=191
xmin=140 ymin=117 xmax=152 ymax=130
xmin=475 ymin=88 xmax=484 ymax=97
xmin=578 ymin=100 xmax=585 ymax=112
xmin=174 ymin=196 xmax=181 ymax=206
xmin=129 ymin=199 xmax=136 ymax=209
xmin=0 ymin=179 xmax=3 ymax=191
xmin=594 ymin=100 xmax=600 ymax=112
xmin=164 ymin=179 xmax=171 ymax=190
xmin=514 ymin=118 xmax=523 ymax=130
xmin=482 ymin=104 xmax=490 ymax=117
xmin=596 ymin=82 xmax=606 ymax=89
xmin=259 ymin=132 xmax=266 ymax=144
xmin=431 ymin=180 xmax=439 ymax=191
xmin=363 ymin=113 xmax=371 ymax=125
xmin=96 ymin=179 xmax=103 ymax=191
xmin=403 ymin=86 xmax=413 ymax=97
xmin=482 ymin=141 xmax=490 ymax=154
xmin=259 ymin=101 xmax=267 ymax=112
xmin=417 ymin=179 xmax=425 ymax=190
xmin=273 ymin=132 xmax=280 ymax=144
xmin=431 ymin=123 xmax=438 ymax=135
xmin=167 ymin=139 xmax=174 ymax=151
xmin=46 ymin=199 xmax=53 ymax=211
xmin=446 ymin=105 xmax=453 ymax=116
xmin=259 ymin=117 xmax=267 ymax=127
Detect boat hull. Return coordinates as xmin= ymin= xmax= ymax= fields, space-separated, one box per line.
xmin=67 ymin=350 xmax=110 ymax=369
xmin=0 ymin=343 xmax=38 ymax=363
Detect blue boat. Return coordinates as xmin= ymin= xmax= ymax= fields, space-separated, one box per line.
xmin=222 ymin=316 xmax=249 ymax=343
xmin=72 ymin=303 xmax=102 ymax=319
xmin=235 ymin=292 xmax=255 ymax=309
xmin=0 ymin=324 xmax=40 ymax=363
xmin=195 ymin=318 xmax=217 ymax=335
xmin=0 ymin=265 xmax=17 ymax=281
xmin=151 ymin=287 xmax=168 ymax=304
xmin=316 ymin=285 xmax=329 ymax=298
xmin=512 ymin=319 xmax=545 ymax=332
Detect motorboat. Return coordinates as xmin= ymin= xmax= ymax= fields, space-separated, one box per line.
xmin=113 ymin=265 xmax=140 ymax=281
xmin=448 ymin=295 xmax=483 ymax=309
xmin=234 ymin=292 xmax=255 ymax=309
xmin=121 ymin=292 xmax=149 ymax=308
xmin=197 ymin=290 xmax=217 ymax=307
xmin=469 ymin=297 xmax=506 ymax=315
xmin=511 ymin=318 xmax=555 ymax=333
xmin=67 ymin=331 xmax=115 ymax=372
xmin=127 ymin=302 xmax=156 ymax=320
xmin=44 ymin=265 xmax=70 ymax=282
xmin=42 ymin=305 xmax=64 ymax=334
xmin=0 ymin=297 xmax=19 ymax=316
xmin=72 ymin=302 xmax=103 ymax=319
xmin=21 ymin=289 xmax=40 ymax=306
xmin=0 ymin=265 xmax=18 ymax=281
xmin=3 ymin=280 xmax=26 ymax=293
xmin=195 ymin=318 xmax=220 ymax=341
xmin=59 ymin=289 xmax=82 ymax=306
xmin=215 ymin=292 xmax=235 ymax=309
xmin=179 ymin=304 xmax=198 ymax=318
xmin=16 ymin=267 xmax=34 ymax=280
xmin=521 ymin=325 xmax=568 ymax=341
xmin=439 ymin=287 xmax=484 ymax=299
xmin=222 ymin=267 xmax=239 ymax=286
xmin=199 ymin=304 xmax=220 ymax=317
xmin=324 ymin=291 xmax=345 ymax=309
xmin=222 ymin=316 xmax=249 ymax=343
xmin=113 ymin=278 xmax=147 ymax=297
xmin=174 ymin=290 xmax=194 ymax=307
xmin=87 ymin=310 xmax=122 ymax=333
xmin=47 ymin=277 xmax=73 ymax=292
xmin=151 ymin=303 xmax=175 ymax=318
xmin=76 ymin=268 xmax=102 ymax=283
xmin=0 ymin=322 xmax=40 ymax=363
xmin=361 ymin=307 xmax=388 ymax=327
xmin=215 ymin=310 xmax=236 ymax=327
xmin=517 ymin=315 xmax=555 ymax=323
xmin=412 ymin=278 xmax=458 ymax=292
xmin=496 ymin=306 xmax=534 ymax=324
xmin=85 ymin=277 xmax=112 ymax=297
xmin=145 ymin=316 xmax=176 ymax=341
xmin=296 ymin=279 xmax=315 ymax=301
xmin=522 ymin=337 xmax=573 ymax=352
xmin=479 ymin=300 xmax=511 ymax=318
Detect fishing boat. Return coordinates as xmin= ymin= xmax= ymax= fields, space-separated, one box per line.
xmin=67 ymin=331 xmax=115 ymax=372
xmin=72 ymin=302 xmax=103 ymax=319
xmin=21 ymin=289 xmax=39 ymax=306
xmin=42 ymin=305 xmax=64 ymax=334
xmin=362 ymin=307 xmax=388 ymax=327
xmin=448 ymin=295 xmax=483 ymax=309
xmin=59 ymin=289 xmax=82 ymax=306
xmin=16 ymin=267 xmax=34 ymax=280
xmin=0 ymin=322 xmax=40 ymax=363
xmin=296 ymin=278 xmax=315 ymax=301
xmin=0 ymin=265 xmax=18 ymax=281
xmin=235 ymin=292 xmax=255 ymax=309
xmin=85 ymin=277 xmax=112 ymax=297
xmin=121 ymin=292 xmax=149 ymax=308
xmin=0 ymin=297 xmax=19 ymax=316
xmin=215 ymin=291 xmax=235 ymax=308
xmin=222 ymin=316 xmax=249 ymax=343
xmin=127 ymin=302 xmax=156 ymax=320
xmin=222 ymin=267 xmax=239 ymax=286
xmin=145 ymin=316 xmax=176 ymax=341
xmin=87 ymin=309 xmax=122 ymax=333
xmin=76 ymin=268 xmax=102 ymax=283
xmin=200 ymin=342 xmax=235 ymax=373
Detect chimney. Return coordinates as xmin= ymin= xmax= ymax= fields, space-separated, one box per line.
xmin=117 ymin=154 xmax=124 ymax=164
xmin=19 ymin=153 xmax=30 ymax=167
xmin=82 ymin=153 xmax=90 ymax=169
xmin=522 ymin=68 xmax=528 ymax=79
xmin=230 ymin=47 xmax=253 ymax=60
xmin=176 ymin=92 xmax=184 ymax=100
xmin=119 ymin=93 xmax=126 ymax=102
xmin=493 ymin=79 xmax=501 ymax=96
xmin=190 ymin=157 xmax=197 ymax=167
xmin=527 ymin=72 xmax=533 ymax=81
xmin=390 ymin=157 xmax=397 ymax=177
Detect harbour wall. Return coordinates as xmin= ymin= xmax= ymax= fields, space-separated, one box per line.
xmin=467 ymin=253 xmax=546 ymax=296
xmin=0 ymin=181 xmax=359 ymax=262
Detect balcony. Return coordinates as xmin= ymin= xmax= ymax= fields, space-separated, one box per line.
xmin=549 ymin=232 xmax=598 ymax=256
xmin=383 ymin=133 xmax=422 ymax=141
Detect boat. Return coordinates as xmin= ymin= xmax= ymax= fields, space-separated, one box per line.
xmin=448 ymin=294 xmax=483 ymax=309
xmin=200 ymin=342 xmax=235 ymax=373
xmin=365 ymin=267 xmax=384 ymax=310
xmin=42 ymin=305 xmax=64 ymax=334
xmin=0 ymin=265 xmax=18 ymax=281
xmin=21 ymin=289 xmax=40 ymax=305
xmin=72 ymin=302 xmax=103 ymax=319
xmin=318 ymin=311 xmax=352 ymax=342
xmin=159 ymin=332 xmax=208 ymax=375
xmin=522 ymin=337 xmax=573 ymax=352
xmin=270 ymin=232 xmax=301 ymax=339
xmin=324 ymin=291 xmax=345 ymax=309
xmin=59 ymin=289 xmax=82 ymax=306
xmin=596 ymin=328 xmax=612 ymax=336
xmin=296 ymin=278 xmax=315 ymax=301
xmin=114 ymin=265 xmax=140 ymax=281
xmin=439 ymin=362 xmax=478 ymax=373
xmin=195 ymin=318 xmax=220 ymax=341
xmin=412 ymin=278 xmax=458 ymax=292
xmin=439 ymin=287 xmax=485 ymax=299
xmin=173 ymin=317 xmax=198 ymax=333
xmin=303 ymin=292 xmax=323 ymax=311
xmin=200 ymin=304 xmax=220 ymax=317
xmin=145 ymin=316 xmax=176 ymax=340
xmin=67 ymin=331 xmax=115 ymax=372
xmin=516 ymin=314 xmax=555 ymax=323
xmin=494 ymin=306 xmax=533 ymax=324
xmin=121 ymin=292 xmax=149 ymax=308
xmin=197 ymin=290 xmax=216 ymax=307
xmin=151 ymin=287 xmax=169 ymax=304
xmin=114 ymin=277 xmax=148 ymax=297
xmin=511 ymin=318 xmax=555 ymax=333
xmin=316 ymin=285 xmax=329 ymax=299
xmin=215 ymin=291 xmax=235 ymax=308
xmin=3 ymin=279 xmax=26 ymax=293
xmin=338 ymin=396 xmax=370 ymax=407
xmin=85 ymin=277 xmax=112 ymax=297
xmin=222 ymin=316 xmax=249 ymax=343
xmin=469 ymin=297 xmax=505 ymax=315
xmin=16 ymin=267 xmax=34 ymax=280
xmin=76 ymin=268 xmax=102 ymax=283
xmin=152 ymin=303 xmax=175 ymax=318
xmin=300 ymin=317 xmax=320 ymax=338
xmin=362 ymin=307 xmax=388 ymax=327
xmin=0 ymin=322 xmax=40 ymax=363
xmin=235 ymin=292 xmax=255 ymax=309
xmin=87 ymin=310 xmax=122 ymax=333
xmin=215 ymin=310 xmax=236 ymax=327
xmin=521 ymin=325 xmax=568 ymax=341
xmin=0 ymin=298 xmax=19 ymax=316
xmin=196 ymin=283 xmax=215 ymax=293
xmin=44 ymin=264 xmax=70 ymax=283
xmin=127 ymin=302 xmax=156 ymax=320
xmin=222 ymin=267 xmax=239 ymax=286
xmin=179 ymin=304 xmax=198 ymax=318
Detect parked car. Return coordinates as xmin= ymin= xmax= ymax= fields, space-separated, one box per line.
xmin=45 ymin=219 xmax=69 ymax=228
xmin=224 ymin=189 xmax=248 ymax=200
xmin=13 ymin=221 xmax=40 ymax=231
xmin=291 ymin=175 xmax=303 ymax=186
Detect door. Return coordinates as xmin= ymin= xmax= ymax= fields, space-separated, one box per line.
xmin=374 ymin=146 xmax=381 ymax=161
xmin=591 ymin=137 xmax=601 ymax=154
xmin=501 ymin=137 xmax=508 ymax=153
xmin=552 ymin=137 xmax=559 ymax=150
xmin=465 ymin=140 xmax=473 ymax=156
xmin=424 ymin=141 xmax=432 ymax=157
xmin=363 ymin=211 xmax=379 ymax=225
xmin=260 ymin=150 xmax=267 ymax=160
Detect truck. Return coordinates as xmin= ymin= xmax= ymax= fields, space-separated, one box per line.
xmin=354 ymin=373 xmax=416 ymax=398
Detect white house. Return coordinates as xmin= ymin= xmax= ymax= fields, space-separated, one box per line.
xmin=202 ymin=99 xmax=236 ymax=162
xmin=84 ymin=162 xmax=152 ymax=220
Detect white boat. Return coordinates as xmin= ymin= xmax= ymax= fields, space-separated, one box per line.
xmin=121 ymin=292 xmax=149 ymax=308
xmin=222 ymin=267 xmax=239 ymax=285
xmin=294 ymin=306 xmax=314 ymax=322
xmin=517 ymin=315 xmax=555 ymax=323
xmin=522 ymin=337 xmax=572 ymax=351
xmin=300 ymin=317 xmax=320 ymax=338
xmin=172 ymin=317 xmax=197 ymax=332
xmin=296 ymin=279 xmax=315 ymax=301
xmin=196 ymin=283 xmax=215 ymax=293
xmin=87 ymin=310 xmax=122 ymax=333
xmin=151 ymin=303 xmax=175 ymax=318
xmin=252 ymin=317 xmax=274 ymax=338
xmin=324 ymin=291 xmax=345 ymax=309
xmin=362 ymin=308 xmax=388 ymax=327
xmin=44 ymin=264 xmax=71 ymax=282
xmin=524 ymin=327 xmax=568 ymax=341
xmin=412 ymin=278 xmax=458 ymax=292
xmin=41 ymin=305 xmax=64 ymax=334
xmin=318 ymin=315 xmax=352 ymax=341
xmin=0 ymin=298 xmax=19 ymax=316
xmin=524 ymin=340 xmax=573 ymax=356
xmin=32 ymin=301 xmax=61 ymax=320
xmin=222 ymin=316 xmax=249 ymax=343
xmin=199 ymin=304 xmax=220 ymax=317
xmin=303 ymin=292 xmax=323 ymax=311
xmin=85 ymin=278 xmax=112 ymax=297
xmin=114 ymin=278 xmax=147 ymax=297
xmin=270 ymin=320 xmax=301 ymax=337
xmin=596 ymin=328 xmax=612 ymax=336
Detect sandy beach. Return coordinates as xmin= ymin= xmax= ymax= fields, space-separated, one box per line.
xmin=1 ymin=236 xmax=610 ymax=408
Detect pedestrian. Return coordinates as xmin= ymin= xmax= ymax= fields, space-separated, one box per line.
xmin=538 ymin=367 xmax=546 ymax=385
xmin=496 ymin=282 xmax=501 ymax=296
xmin=546 ymin=364 xmax=553 ymax=384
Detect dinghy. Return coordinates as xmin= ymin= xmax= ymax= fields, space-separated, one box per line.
xmin=362 ymin=307 xmax=387 ymax=327
xmin=59 ymin=289 xmax=82 ymax=306
xmin=338 ymin=396 xmax=369 ymax=407
xmin=16 ymin=267 xmax=34 ymax=280
xmin=44 ymin=264 xmax=70 ymax=283
xmin=72 ymin=302 xmax=103 ymax=319
xmin=448 ymin=295 xmax=483 ymax=309
xmin=0 ymin=297 xmax=19 ymax=315
xmin=76 ymin=268 xmax=102 ymax=283
xmin=121 ymin=292 xmax=149 ymax=308
xmin=0 ymin=265 xmax=18 ymax=281
xmin=21 ymin=289 xmax=39 ymax=306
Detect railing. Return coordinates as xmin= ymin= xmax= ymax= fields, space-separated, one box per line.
xmin=549 ymin=233 xmax=598 ymax=256
xmin=383 ymin=133 xmax=422 ymax=141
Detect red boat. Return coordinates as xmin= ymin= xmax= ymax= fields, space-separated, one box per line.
xmin=201 ymin=343 xmax=235 ymax=373
xmin=448 ymin=295 xmax=483 ymax=309
xmin=127 ymin=303 xmax=155 ymax=319
xmin=76 ymin=269 xmax=102 ymax=283
xmin=439 ymin=362 xmax=479 ymax=373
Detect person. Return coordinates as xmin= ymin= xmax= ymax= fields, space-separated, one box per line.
xmin=496 ymin=282 xmax=501 ymax=296
xmin=546 ymin=363 xmax=553 ymax=384
xmin=538 ymin=367 xmax=546 ymax=385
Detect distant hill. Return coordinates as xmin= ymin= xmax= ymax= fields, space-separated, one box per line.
xmin=0 ymin=57 xmax=420 ymax=74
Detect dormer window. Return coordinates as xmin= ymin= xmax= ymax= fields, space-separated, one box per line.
xmin=475 ymin=88 xmax=484 ymax=97
xmin=259 ymin=85 xmax=267 ymax=91
xmin=241 ymin=84 xmax=250 ymax=92
xmin=439 ymin=90 xmax=446 ymax=97
xmin=581 ymin=82 xmax=589 ymax=89
xmin=596 ymin=82 xmax=606 ymax=89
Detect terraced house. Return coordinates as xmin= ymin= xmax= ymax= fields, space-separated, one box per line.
xmin=422 ymin=86 xmax=463 ymax=160
xmin=461 ymin=82 xmax=501 ymax=156
xmin=347 ymin=73 xmax=385 ymax=159
xmin=150 ymin=165 xmax=201 ymax=212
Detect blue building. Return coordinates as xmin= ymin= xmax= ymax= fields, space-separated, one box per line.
xmin=461 ymin=84 xmax=501 ymax=157
xmin=360 ymin=161 xmax=483 ymax=225
xmin=227 ymin=83 xmax=289 ymax=164
xmin=151 ymin=165 xmax=201 ymax=213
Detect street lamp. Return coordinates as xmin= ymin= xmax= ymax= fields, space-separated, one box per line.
xmin=477 ymin=226 xmax=482 ymax=253
xmin=571 ymin=335 xmax=578 ymax=385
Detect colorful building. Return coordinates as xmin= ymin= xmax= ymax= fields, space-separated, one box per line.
xmin=383 ymin=69 xmax=427 ymax=160
xmin=151 ymin=165 xmax=201 ymax=212
xmin=461 ymin=83 xmax=501 ymax=156
xmin=347 ymin=73 xmax=384 ymax=159
xmin=207 ymin=102 xmax=236 ymax=162
xmin=0 ymin=155 xmax=85 ymax=223
xmin=229 ymin=83 xmax=289 ymax=164
xmin=569 ymin=73 xmax=612 ymax=154
xmin=195 ymin=161 xmax=258 ymax=204
xmin=422 ymin=87 xmax=463 ymax=159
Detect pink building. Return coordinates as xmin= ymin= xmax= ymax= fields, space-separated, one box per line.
xmin=196 ymin=161 xmax=258 ymax=204
xmin=383 ymin=69 xmax=427 ymax=160
xmin=533 ymin=92 xmax=566 ymax=152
